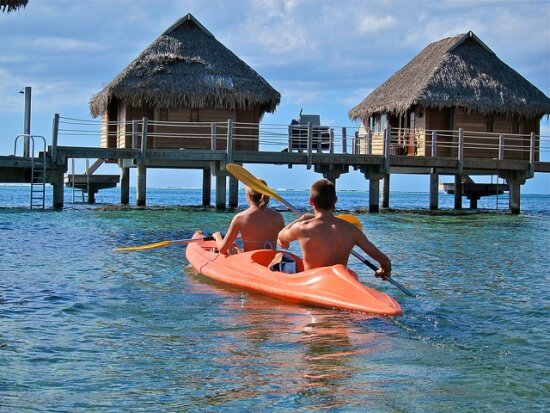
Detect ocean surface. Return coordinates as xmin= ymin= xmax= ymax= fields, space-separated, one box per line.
xmin=1 ymin=185 xmax=549 ymax=412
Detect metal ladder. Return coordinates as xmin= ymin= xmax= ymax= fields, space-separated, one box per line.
xmin=493 ymin=175 xmax=509 ymax=210
xmin=14 ymin=134 xmax=47 ymax=209
xmin=70 ymin=158 xmax=89 ymax=203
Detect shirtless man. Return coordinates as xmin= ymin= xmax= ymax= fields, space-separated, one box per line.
xmin=213 ymin=179 xmax=285 ymax=255
xmin=278 ymin=179 xmax=392 ymax=277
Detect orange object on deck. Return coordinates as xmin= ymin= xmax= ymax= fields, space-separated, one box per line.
xmin=185 ymin=232 xmax=402 ymax=316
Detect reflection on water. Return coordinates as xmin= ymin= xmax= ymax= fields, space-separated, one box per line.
xmin=185 ymin=267 xmax=393 ymax=410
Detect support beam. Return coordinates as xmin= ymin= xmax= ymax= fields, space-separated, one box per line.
xmin=314 ymin=164 xmax=349 ymax=188
xmin=137 ymin=165 xmax=147 ymax=207
xmin=359 ymin=166 xmax=384 ymax=213
xmin=369 ymin=178 xmax=380 ymax=213
xmin=202 ymin=168 xmax=211 ymax=206
xmin=52 ymin=169 xmax=64 ymax=209
xmin=229 ymin=175 xmax=238 ymax=208
xmin=429 ymin=172 xmax=439 ymax=210
xmin=454 ymin=175 xmax=462 ymax=210
xmin=215 ymin=174 xmax=227 ymax=209
xmin=382 ymin=174 xmax=390 ymax=208
xmin=499 ymin=171 xmax=528 ymax=215
xmin=508 ymin=181 xmax=521 ymax=214
xmin=121 ymin=167 xmax=130 ymax=205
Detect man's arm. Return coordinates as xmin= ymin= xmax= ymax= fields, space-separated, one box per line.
xmin=354 ymin=229 xmax=392 ymax=278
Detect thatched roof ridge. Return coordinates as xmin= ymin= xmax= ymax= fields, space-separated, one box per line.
xmin=1 ymin=0 xmax=28 ymax=12
xmin=349 ymin=31 xmax=550 ymax=120
xmin=90 ymin=13 xmax=280 ymax=117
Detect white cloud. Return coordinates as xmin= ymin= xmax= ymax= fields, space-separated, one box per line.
xmin=358 ymin=15 xmax=397 ymax=34
xmin=29 ymin=36 xmax=106 ymax=52
xmin=338 ymin=87 xmax=373 ymax=108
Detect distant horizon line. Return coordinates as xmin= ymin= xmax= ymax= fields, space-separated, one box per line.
xmin=1 ymin=183 xmax=548 ymax=196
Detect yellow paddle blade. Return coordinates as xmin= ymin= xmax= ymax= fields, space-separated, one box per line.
xmin=226 ymin=163 xmax=283 ymax=202
xmin=113 ymin=236 xmax=212 ymax=252
xmin=113 ymin=240 xmax=173 ymax=252
xmin=336 ymin=214 xmax=363 ymax=230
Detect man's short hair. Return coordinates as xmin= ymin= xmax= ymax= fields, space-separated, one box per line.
xmin=310 ymin=179 xmax=337 ymax=210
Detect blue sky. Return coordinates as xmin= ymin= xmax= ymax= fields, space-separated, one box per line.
xmin=1 ymin=0 xmax=549 ymax=194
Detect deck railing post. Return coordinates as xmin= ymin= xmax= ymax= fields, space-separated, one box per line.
xmin=367 ymin=128 xmax=373 ymax=155
xmin=140 ymin=117 xmax=148 ymax=160
xmin=226 ymin=119 xmax=233 ymax=163
xmin=287 ymin=125 xmax=293 ymax=153
xmin=342 ymin=127 xmax=347 ymax=154
xmin=431 ymin=131 xmax=437 ymax=157
xmin=132 ymin=120 xmax=138 ymax=149
xmin=458 ymin=127 xmax=464 ymax=173
xmin=499 ymin=134 xmax=504 ymax=160
xmin=51 ymin=113 xmax=59 ymax=162
xmin=530 ymin=132 xmax=536 ymax=165
xmin=307 ymin=122 xmax=312 ymax=169
xmin=330 ymin=129 xmax=335 ymax=154
xmin=384 ymin=128 xmax=390 ymax=172
xmin=211 ymin=122 xmax=217 ymax=151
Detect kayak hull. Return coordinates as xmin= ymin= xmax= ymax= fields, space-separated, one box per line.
xmin=185 ymin=232 xmax=402 ymax=316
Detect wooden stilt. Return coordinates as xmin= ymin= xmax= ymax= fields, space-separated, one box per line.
xmin=508 ymin=181 xmax=521 ymax=214
xmin=429 ymin=172 xmax=439 ymax=210
xmin=454 ymin=175 xmax=462 ymax=210
xmin=52 ymin=169 xmax=64 ymax=209
xmin=229 ymin=175 xmax=238 ymax=208
xmin=121 ymin=167 xmax=130 ymax=205
xmin=382 ymin=174 xmax=390 ymax=208
xmin=215 ymin=174 xmax=226 ymax=209
xmin=202 ymin=168 xmax=211 ymax=206
xmin=369 ymin=178 xmax=380 ymax=213
xmin=137 ymin=165 xmax=147 ymax=207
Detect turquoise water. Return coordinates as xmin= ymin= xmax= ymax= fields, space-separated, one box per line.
xmin=1 ymin=185 xmax=549 ymax=411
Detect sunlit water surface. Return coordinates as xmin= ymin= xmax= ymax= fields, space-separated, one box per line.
xmin=1 ymin=186 xmax=549 ymax=411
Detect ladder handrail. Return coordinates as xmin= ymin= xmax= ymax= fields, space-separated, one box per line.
xmin=14 ymin=134 xmax=47 ymax=157
xmin=14 ymin=134 xmax=47 ymax=209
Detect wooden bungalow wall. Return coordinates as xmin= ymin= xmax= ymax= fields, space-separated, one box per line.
xmin=360 ymin=107 xmax=540 ymax=161
xmin=100 ymin=104 xmax=260 ymax=151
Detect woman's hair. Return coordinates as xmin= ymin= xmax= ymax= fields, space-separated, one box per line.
xmin=246 ymin=178 xmax=270 ymax=209
xmin=310 ymin=179 xmax=336 ymax=210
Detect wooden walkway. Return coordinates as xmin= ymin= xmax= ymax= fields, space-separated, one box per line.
xmin=1 ymin=118 xmax=549 ymax=213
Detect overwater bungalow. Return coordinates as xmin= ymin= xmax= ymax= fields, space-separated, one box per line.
xmin=89 ymin=13 xmax=280 ymax=152
xmin=349 ymin=31 xmax=550 ymax=161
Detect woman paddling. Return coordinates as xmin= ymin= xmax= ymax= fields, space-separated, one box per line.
xmin=213 ymin=178 xmax=285 ymax=255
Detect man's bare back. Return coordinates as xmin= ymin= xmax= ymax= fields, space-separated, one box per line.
xmin=277 ymin=179 xmax=391 ymax=277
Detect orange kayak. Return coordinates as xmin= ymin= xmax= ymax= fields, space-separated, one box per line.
xmin=185 ymin=232 xmax=402 ymax=316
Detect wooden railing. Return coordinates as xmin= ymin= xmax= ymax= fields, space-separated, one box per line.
xmin=52 ymin=115 xmax=549 ymax=169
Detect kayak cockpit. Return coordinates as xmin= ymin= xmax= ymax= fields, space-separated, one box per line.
xmin=248 ymin=249 xmax=305 ymax=273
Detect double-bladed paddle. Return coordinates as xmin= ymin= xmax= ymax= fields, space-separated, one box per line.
xmin=226 ymin=163 xmax=416 ymax=297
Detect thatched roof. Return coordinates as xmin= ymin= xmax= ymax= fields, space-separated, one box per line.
xmin=90 ymin=13 xmax=280 ymax=118
xmin=349 ymin=31 xmax=550 ymax=120
xmin=1 ymin=0 xmax=28 ymax=12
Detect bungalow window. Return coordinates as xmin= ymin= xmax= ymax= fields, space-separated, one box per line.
xmin=485 ymin=115 xmax=494 ymax=133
